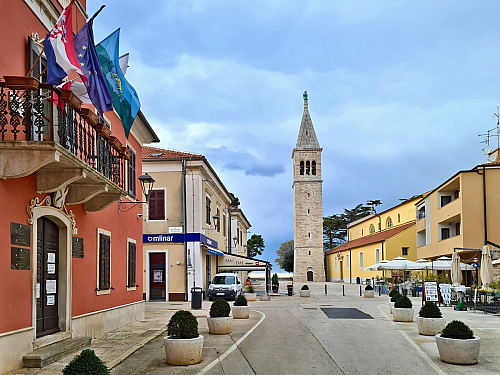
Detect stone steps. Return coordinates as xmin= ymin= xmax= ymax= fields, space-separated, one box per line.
xmin=22 ymin=337 xmax=91 ymax=368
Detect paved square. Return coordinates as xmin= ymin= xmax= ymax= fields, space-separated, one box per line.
xmin=320 ymin=308 xmax=373 ymax=319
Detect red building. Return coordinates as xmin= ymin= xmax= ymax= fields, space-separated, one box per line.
xmin=0 ymin=1 xmax=159 ymax=372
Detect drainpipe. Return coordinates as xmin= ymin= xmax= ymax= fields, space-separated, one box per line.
xmin=381 ymin=242 xmax=385 ymax=279
xmin=182 ymin=159 xmax=188 ymax=300
xmin=349 ymin=249 xmax=352 ymax=283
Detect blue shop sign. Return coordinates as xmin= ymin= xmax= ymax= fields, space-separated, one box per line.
xmin=143 ymin=233 xmax=218 ymax=249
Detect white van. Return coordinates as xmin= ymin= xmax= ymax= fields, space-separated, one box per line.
xmin=208 ymin=273 xmax=242 ymax=301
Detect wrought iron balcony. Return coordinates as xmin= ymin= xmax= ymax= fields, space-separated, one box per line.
xmin=0 ymin=77 xmax=129 ymax=211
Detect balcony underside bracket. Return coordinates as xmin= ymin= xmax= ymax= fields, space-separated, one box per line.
xmin=0 ymin=141 xmax=60 ymax=179
xmin=37 ymin=168 xmax=86 ymax=193
xmin=66 ymin=184 xmax=109 ymax=205
xmin=84 ymin=192 xmax=123 ymax=213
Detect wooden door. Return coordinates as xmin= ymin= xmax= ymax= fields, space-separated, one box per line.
xmin=340 ymin=260 xmax=343 ymax=281
xmin=307 ymin=271 xmax=313 ymax=281
xmin=36 ymin=217 xmax=60 ymax=338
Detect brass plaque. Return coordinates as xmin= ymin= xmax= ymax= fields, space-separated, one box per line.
xmin=72 ymin=237 xmax=84 ymax=258
xmin=11 ymin=247 xmax=30 ymax=270
xmin=11 ymin=222 xmax=30 ymax=247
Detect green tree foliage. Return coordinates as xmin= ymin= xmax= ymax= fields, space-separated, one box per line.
xmin=275 ymin=240 xmax=294 ymax=272
xmin=229 ymin=192 xmax=240 ymax=207
xmin=63 ymin=349 xmax=109 ymax=375
xmin=247 ymin=234 xmax=265 ymax=258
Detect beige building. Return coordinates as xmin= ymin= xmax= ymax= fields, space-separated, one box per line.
xmin=142 ymin=146 xmax=252 ymax=301
xmin=292 ymin=92 xmax=325 ymax=282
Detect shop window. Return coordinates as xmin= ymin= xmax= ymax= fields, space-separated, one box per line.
xmin=148 ymin=190 xmax=165 ymax=221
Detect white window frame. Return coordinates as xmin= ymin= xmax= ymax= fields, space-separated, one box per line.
xmin=126 ymin=238 xmax=137 ymax=291
xmin=375 ymin=248 xmax=380 ymax=264
xmin=346 ymin=255 xmax=350 ymax=270
xmin=334 ymin=257 xmax=338 ymax=271
xmin=360 ymin=252 xmax=364 ymax=269
xmin=146 ymin=187 xmax=167 ymax=222
xmin=96 ymin=228 xmax=111 ymax=296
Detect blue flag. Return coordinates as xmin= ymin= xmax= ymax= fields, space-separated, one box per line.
xmin=96 ymin=29 xmax=140 ymax=138
xmin=73 ymin=15 xmax=113 ymax=115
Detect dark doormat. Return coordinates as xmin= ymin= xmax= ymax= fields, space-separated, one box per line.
xmin=321 ymin=308 xmax=373 ymax=319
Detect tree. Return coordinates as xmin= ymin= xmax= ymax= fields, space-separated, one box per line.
xmin=275 ymin=240 xmax=294 ymax=272
xmin=366 ymin=200 xmax=382 ymax=214
xmin=246 ymin=234 xmax=265 ymax=258
xmin=229 ymin=192 xmax=240 ymax=207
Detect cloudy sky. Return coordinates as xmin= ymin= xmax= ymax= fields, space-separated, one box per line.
xmin=88 ymin=0 xmax=500 ymax=270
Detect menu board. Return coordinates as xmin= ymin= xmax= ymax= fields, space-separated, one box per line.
xmin=11 ymin=247 xmax=30 ymax=270
xmin=424 ymin=281 xmax=438 ymax=302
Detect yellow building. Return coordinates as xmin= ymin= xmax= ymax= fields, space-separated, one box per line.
xmin=325 ymin=196 xmax=423 ymax=283
xmin=416 ymin=154 xmax=500 ymax=284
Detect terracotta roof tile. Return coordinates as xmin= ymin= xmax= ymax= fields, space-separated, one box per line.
xmin=143 ymin=146 xmax=204 ymax=160
xmin=325 ymin=222 xmax=416 ymax=255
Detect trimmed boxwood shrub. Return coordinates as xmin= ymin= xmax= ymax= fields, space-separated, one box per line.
xmin=234 ymin=295 xmax=248 ymax=306
xmin=389 ymin=288 xmax=399 ymax=297
xmin=441 ymin=320 xmax=474 ymax=340
xmin=167 ymin=310 xmax=199 ymax=339
xmin=390 ymin=292 xmax=401 ymax=302
xmin=301 ymin=285 xmax=309 ymax=290
xmin=419 ymin=302 xmax=442 ymax=318
xmin=210 ymin=298 xmax=231 ymax=317
xmin=63 ymin=349 xmax=109 ymax=375
xmin=394 ymin=295 xmax=412 ymax=308
xmin=365 ymin=285 xmax=373 ymax=291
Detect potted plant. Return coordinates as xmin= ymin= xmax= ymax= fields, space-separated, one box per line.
xmin=393 ymin=295 xmax=414 ymax=322
xmin=364 ymin=284 xmax=375 ymax=298
xmin=300 ymin=284 xmax=310 ymax=297
xmin=63 ymin=349 xmax=109 ymax=375
xmin=207 ymin=299 xmax=232 ymax=334
xmin=388 ymin=287 xmax=399 ymax=302
xmin=435 ymin=320 xmax=481 ymax=365
xmin=163 ymin=310 xmax=203 ymax=366
xmin=272 ymin=273 xmax=279 ymax=293
xmin=233 ymin=295 xmax=250 ymax=319
xmin=244 ymin=284 xmax=257 ymax=301
xmin=417 ymin=302 xmax=446 ymax=336
xmin=389 ymin=291 xmax=400 ymax=314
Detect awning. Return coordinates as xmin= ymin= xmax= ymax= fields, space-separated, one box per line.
xmin=207 ymin=247 xmax=224 ymax=256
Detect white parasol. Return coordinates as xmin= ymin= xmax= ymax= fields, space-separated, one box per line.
xmin=451 ymin=252 xmax=462 ymax=286
xmin=480 ymin=245 xmax=494 ymax=288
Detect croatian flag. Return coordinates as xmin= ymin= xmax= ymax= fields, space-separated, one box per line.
xmin=44 ymin=0 xmax=87 ymax=85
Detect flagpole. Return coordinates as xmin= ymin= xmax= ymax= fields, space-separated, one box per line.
xmin=91 ymin=5 xmax=106 ymax=20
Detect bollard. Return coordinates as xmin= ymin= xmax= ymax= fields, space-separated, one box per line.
xmin=378 ymin=286 xmax=381 ymax=296
xmin=325 ymin=284 xmax=327 ymax=295
xmin=342 ymin=284 xmax=345 ymax=296
xmin=360 ymin=285 xmax=362 ymax=296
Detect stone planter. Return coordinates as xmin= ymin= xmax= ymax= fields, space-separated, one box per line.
xmin=393 ymin=307 xmax=414 ymax=322
xmin=232 ymin=306 xmax=250 ymax=319
xmin=416 ymin=317 xmax=446 ymax=336
xmin=300 ymin=290 xmax=310 ymax=297
xmin=207 ymin=316 xmax=232 ymax=334
xmin=389 ymin=301 xmax=395 ymax=314
xmin=364 ymin=290 xmax=375 ymax=298
xmin=244 ymin=293 xmax=257 ymax=302
xmin=164 ymin=335 xmax=204 ymax=366
xmin=435 ymin=335 xmax=481 ymax=365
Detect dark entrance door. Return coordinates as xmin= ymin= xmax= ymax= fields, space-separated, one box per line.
xmin=307 ymin=271 xmax=313 ymax=281
xmin=206 ymin=254 xmax=212 ymax=292
xmin=150 ymin=253 xmax=166 ymax=300
xmin=36 ymin=217 xmax=60 ymax=338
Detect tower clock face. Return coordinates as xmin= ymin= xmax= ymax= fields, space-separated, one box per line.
xmin=304 ymin=190 xmax=314 ymax=199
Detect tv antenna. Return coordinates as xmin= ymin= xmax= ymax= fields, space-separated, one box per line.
xmin=478 ymin=107 xmax=500 ymax=155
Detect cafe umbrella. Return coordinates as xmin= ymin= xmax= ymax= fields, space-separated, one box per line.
xmin=480 ymin=245 xmax=494 ymax=288
xmin=451 ymin=251 xmax=463 ymax=286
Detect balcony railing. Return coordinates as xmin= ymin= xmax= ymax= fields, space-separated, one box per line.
xmin=0 ymin=78 xmax=127 ymax=190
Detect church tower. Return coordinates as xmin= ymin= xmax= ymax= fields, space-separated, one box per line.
xmin=292 ymin=92 xmax=325 ymax=282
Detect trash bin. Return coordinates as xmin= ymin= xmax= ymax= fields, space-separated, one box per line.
xmin=356 ymin=277 xmax=361 ymax=284
xmin=287 ymin=284 xmax=293 ymax=296
xmin=191 ymin=287 xmax=203 ymax=309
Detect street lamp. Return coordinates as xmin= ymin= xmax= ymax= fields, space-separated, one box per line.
xmin=233 ymin=236 xmax=238 ymax=248
xmin=118 ymin=173 xmax=155 ymax=214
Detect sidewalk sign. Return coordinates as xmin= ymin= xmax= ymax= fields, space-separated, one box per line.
xmin=422 ymin=281 xmax=439 ymax=306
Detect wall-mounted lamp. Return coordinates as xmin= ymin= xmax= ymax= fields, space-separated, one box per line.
xmin=118 ymin=173 xmax=155 ymax=214
xmin=233 ymin=236 xmax=238 ymax=247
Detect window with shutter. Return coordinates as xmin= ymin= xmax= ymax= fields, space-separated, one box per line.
xmin=127 ymin=147 xmax=136 ymax=198
xmin=128 ymin=242 xmax=136 ymax=287
xmin=206 ymin=196 xmax=211 ymax=225
xmin=99 ymin=233 xmax=111 ymax=290
xmin=148 ymin=190 xmax=165 ymax=220
xmin=216 ymin=207 xmax=220 ymax=232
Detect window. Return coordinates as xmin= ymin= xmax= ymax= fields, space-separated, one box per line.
xmin=454 ymin=190 xmax=460 ymax=199
xmin=223 ymin=214 xmax=226 ymax=237
xmin=148 ymin=190 xmax=165 ymax=220
xmin=300 ymin=161 xmax=304 ymax=175
xmin=216 ymin=207 xmax=220 ymax=232
xmin=127 ymin=239 xmax=136 ymax=289
xmin=312 ymin=161 xmax=316 ymax=175
xmin=387 ymin=217 xmax=393 ymax=228
xmin=398 ymin=214 xmax=400 ymax=223
xmin=306 ymin=161 xmax=310 ymax=175
xmin=370 ymin=225 xmax=375 ymax=234
xmin=205 ymin=196 xmax=211 ymax=225
xmin=335 ymin=257 xmax=338 ymax=270
xmin=127 ymin=146 xmax=136 ymax=198
xmin=441 ymin=227 xmax=450 ymax=240
xmin=376 ymin=248 xmax=380 ymax=264
xmin=346 ymin=255 xmax=350 ymax=270
xmin=360 ymin=252 xmax=364 ymax=269
xmin=309 ymin=251 xmax=311 ymax=255
xmin=212 ymin=275 xmax=235 ymax=285
xmin=441 ymin=195 xmax=452 ymax=207
xmin=456 ymin=222 xmax=461 ymax=236
xmin=402 ymin=247 xmax=409 ymax=256
xmin=98 ymin=231 xmax=111 ymax=292
xmin=362 ymin=229 xmax=364 ymax=236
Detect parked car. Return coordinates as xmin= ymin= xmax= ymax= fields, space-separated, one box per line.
xmin=208 ymin=273 xmax=242 ymax=301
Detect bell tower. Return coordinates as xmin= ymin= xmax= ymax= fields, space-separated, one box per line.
xmin=292 ymin=91 xmax=325 ymax=282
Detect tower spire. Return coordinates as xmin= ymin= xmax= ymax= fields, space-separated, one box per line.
xmin=295 ymin=91 xmax=320 ymax=149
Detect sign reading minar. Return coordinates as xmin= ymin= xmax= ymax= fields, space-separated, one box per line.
xmin=292 ymin=91 xmax=325 ymax=282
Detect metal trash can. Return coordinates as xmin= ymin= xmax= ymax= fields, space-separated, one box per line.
xmin=287 ymin=284 xmax=293 ymax=296
xmin=356 ymin=277 xmax=361 ymax=284
xmin=191 ymin=287 xmax=203 ymax=309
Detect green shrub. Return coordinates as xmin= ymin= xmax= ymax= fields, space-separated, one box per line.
xmin=234 ymin=295 xmax=248 ymax=306
xmin=390 ymin=292 xmax=401 ymax=302
xmin=62 ymin=349 xmax=109 ymax=375
xmin=272 ymin=273 xmax=279 ymax=284
xmin=419 ymin=302 xmax=442 ymax=318
xmin=210 ymin=298 xmax=231 ymax=317
xmin=389 ymin=288 xmax=399 ymax=297
xmin=394 ymin=295 xmax=412 ymax=308
xmin=365 ymin=285 xmax=373 ymax=291
xmin=167 ymin=310 xmax=199 ymax=339
xmin=246 ymin=284 xmax=255 ymax=293
xmin=441 ymin=320 xmax=474 ymax=340
xmin=301 ymin=284 xmax=309 ymax=290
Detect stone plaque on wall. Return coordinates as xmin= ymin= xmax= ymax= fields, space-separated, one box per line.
xmin=11 ymin=222 xmax=30 ymax=247
xmin=11 ymin=247 xmax=30 ymax=270
xmin=72 ymin=236 xmax=84 ymax=258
